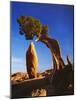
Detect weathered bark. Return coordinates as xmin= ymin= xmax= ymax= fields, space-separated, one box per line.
xmin=67 ymin=56 xmax=73 ymax=68
xmin=26 ymin=42 xmax=38 ymax=78
xmin=37 ymin=35 xmax=65 ymax=70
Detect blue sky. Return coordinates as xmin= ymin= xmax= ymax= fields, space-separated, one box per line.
xmin=11 ymin=2 xmax=74 ymax=73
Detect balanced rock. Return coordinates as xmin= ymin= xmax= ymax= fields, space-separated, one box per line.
xmin=26 ymin=42 xmax=38 ymax=78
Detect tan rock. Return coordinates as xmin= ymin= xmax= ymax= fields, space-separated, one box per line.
xmin=32 ymin=88 xmax=47 ymax=96
xmin=26 ymin=42 xmax=38 ymax=78
xmin=11 ymin=72 xmax=29 ymax=83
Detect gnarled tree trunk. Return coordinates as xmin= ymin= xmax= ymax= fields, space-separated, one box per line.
xmin=37 ymin=35 xmax=65 ymax=70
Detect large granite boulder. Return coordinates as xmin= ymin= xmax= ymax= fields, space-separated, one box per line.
xmin=26 ymin=42 xmax=38 ymax=78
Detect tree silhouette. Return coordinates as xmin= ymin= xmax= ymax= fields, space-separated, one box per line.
xmin=17 ymin=16 xmax=48 ymax=40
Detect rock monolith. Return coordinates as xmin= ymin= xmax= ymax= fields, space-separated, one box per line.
xmin=26 ymin=42 xmax=38 ymax=78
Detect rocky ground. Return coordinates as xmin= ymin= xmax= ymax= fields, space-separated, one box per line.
xmin=11 ymin=66 xmax=74 ymax=99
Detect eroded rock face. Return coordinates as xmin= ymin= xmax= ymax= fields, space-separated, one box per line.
xmin=26 ymin=42 xmax=38 ymax=78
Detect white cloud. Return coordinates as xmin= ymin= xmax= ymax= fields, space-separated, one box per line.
xmin=11 ymin=56 xmax=24 ymax=64
xmin=11 ymin=56 xmax=26 ymax=73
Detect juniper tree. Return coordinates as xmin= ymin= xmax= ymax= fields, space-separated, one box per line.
xmin=17 ymin=16 xmax=48 ymax=40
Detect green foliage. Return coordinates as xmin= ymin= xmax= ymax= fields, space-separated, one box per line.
xmin=41 ymin=25 xmax=48 ymax=34
xmin=17 ymin=16 xmax=26 ymax=25
xmin=17 ymin=16 xmax=48 ymax=40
